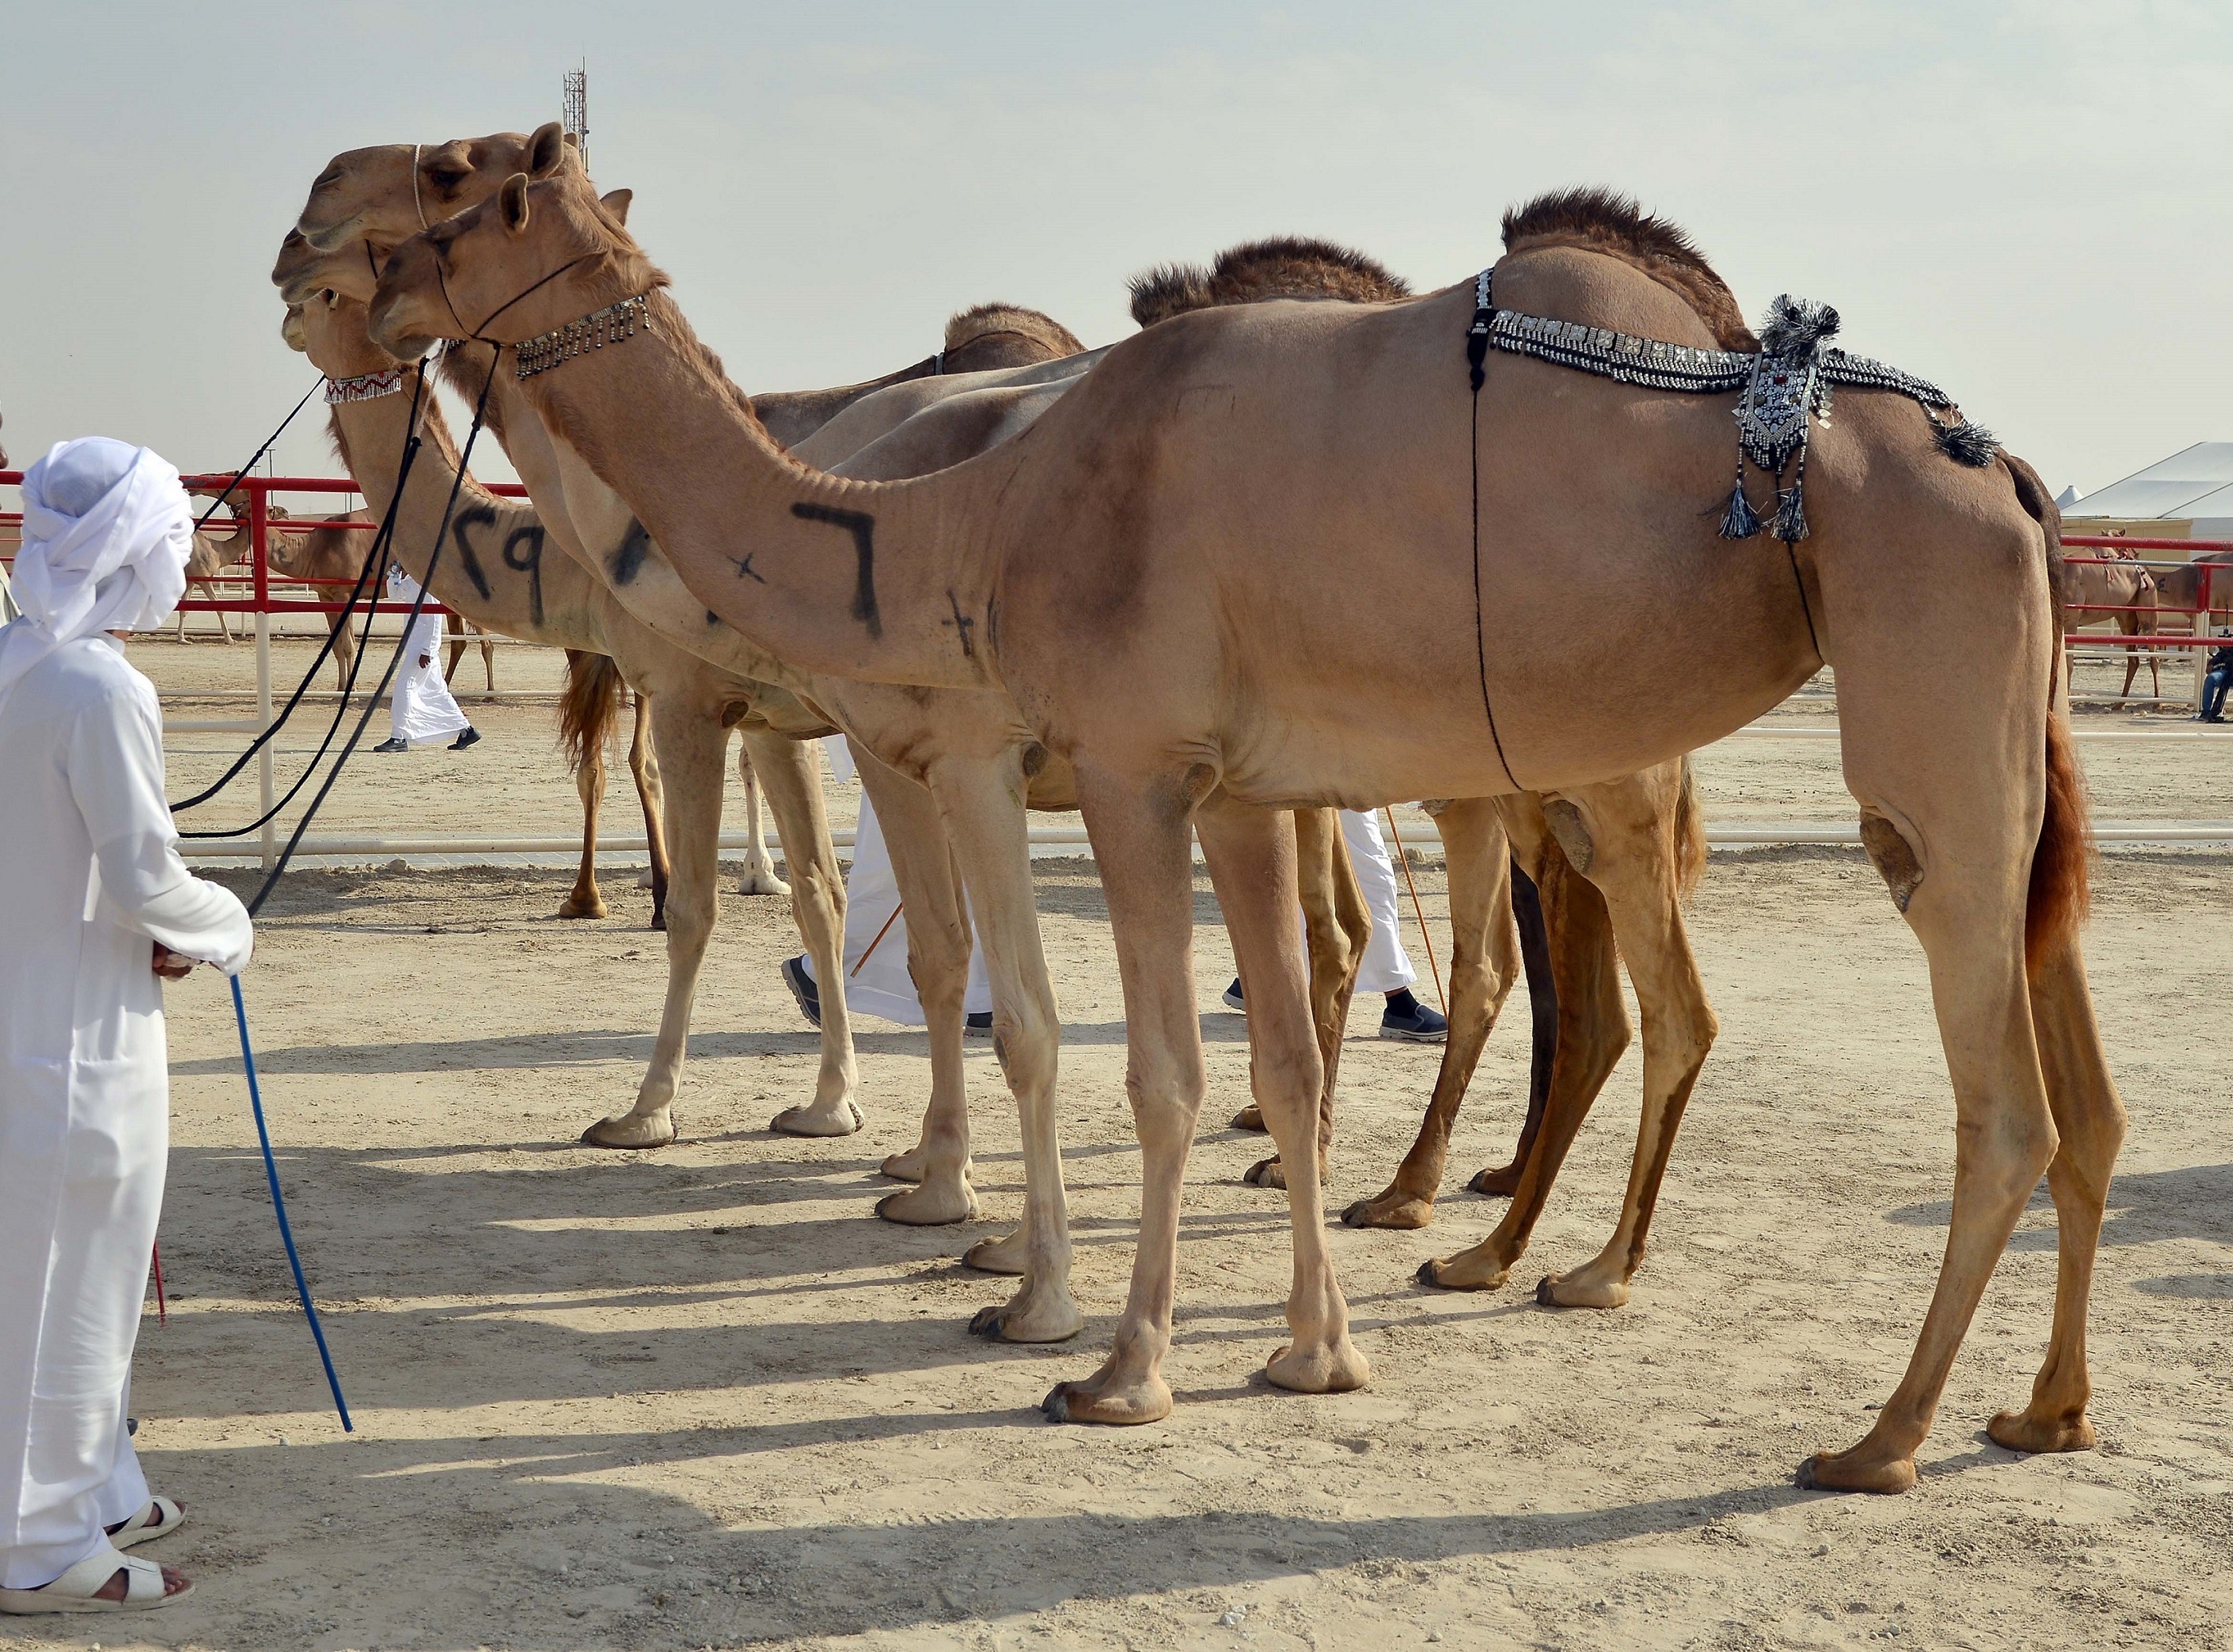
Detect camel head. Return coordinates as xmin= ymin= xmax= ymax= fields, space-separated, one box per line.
xmin=274 ymin=225 xmax=385 ymax=306
xmin=289 ymin=286 xmax=398 ymax=388
xmin=369 ymin=167 xmax=653 ymax=360
xmin=295 ymin=123 xmax=577 ymax=254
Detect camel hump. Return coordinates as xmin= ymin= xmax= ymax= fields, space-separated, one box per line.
xmin=1500 ymin=186 xmax=1757 ymax=352
xmin=943 ymin=303 xmax=1085 ymax=360
xmin=1128 ymin=236 xmax=1412 ymax=329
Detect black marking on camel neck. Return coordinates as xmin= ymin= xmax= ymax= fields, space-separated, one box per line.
xmin=790 ymin=502 xmax=881 ymax=639
xmin=609 ymin=517 xmax=653 ymax=587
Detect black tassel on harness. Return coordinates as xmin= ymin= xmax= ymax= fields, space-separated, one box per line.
xmin=1771 ymin=485 xmax=1810 ymax=543
xmin=1936 ymin=419 xmax=1999 ymax=466
xmin=1758 ymin=294 xmax=1842 ymax=358
xmin=1719 ymin=478 xmax=1763 ymax=540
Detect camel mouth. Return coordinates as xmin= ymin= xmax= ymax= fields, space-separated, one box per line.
xmin=298 ymin=211 xmax=364 ymax=254
xmin=276 ymin=266 xmax=329 ymax=305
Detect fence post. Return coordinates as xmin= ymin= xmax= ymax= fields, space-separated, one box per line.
xmin=251 ymin=484 xmax=276 ymax=869
xmin=2194 ymin=562 xmax=2210 ymax=714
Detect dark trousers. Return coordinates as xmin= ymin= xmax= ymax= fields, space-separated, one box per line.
xmin=2203 ymin=666 xmax=2232 ymax=720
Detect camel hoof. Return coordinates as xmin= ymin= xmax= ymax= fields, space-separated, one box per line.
xmin=737 ymin=873 xmax=791 ymax=897
xmin=1538 ymin=1270 xmax=1632 ymax=1310
xmin=556 ymin=898 xmax=608 ymax=921
xmin=970 ymin=1299 xmax=1084 ymax=1344
xmin=579 ymin=1113 xmax=675 ymax=1150
xmin=963 ymin=1228 xmax=1030 ymax=1276
xmin=1417 ymin=1252 xmax=1510 ymax=1293
xmin=1468 ymin=1162 xmax=1523 ymax=1198
xmin=769 ymin=1099 xmax=863 ymax=1138
xmin=1243 ymin=1155 xmax=1288 ymax=1190
xmin=1040 ymin=1378 xmax=1171 ymax=1427
xmin=649 ymin=911 xmax=668 ymax=933
xmin=1266 ymin=1338 xmax=1369 ymax=1394
xmin=1416 ymin=1258 xmax=1447 ymax=1290
xmin=1986 ymin=1407 xmax=2097 ymax=1456
xmin=875 ymin=1182 xmax=981 ymax=1226
xmin=880 ymin=1147 xmax=928 ymax=1183
xmin=1796 ymin=1447 xmax=1918 ymax=1496
xmin=1341 ymin=1191 xmax=1434 ymax=1230
xmin=1230 ymin=1103 xmax=1266 ymax=1132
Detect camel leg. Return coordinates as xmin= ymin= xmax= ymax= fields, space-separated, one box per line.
xmin=1342 ymin=798 xmax=1518 ymax=1229
xmin=443 ymin=612 xmax=466 ymax=683
xmin=1987 ymin=934 xmax=2125 ymax=1454
xmin=1420 ymin=816 xmax=1630 ymax=1291
xmin=577 ymin=694 xmax=726 ymax=1150
xmin=1472 ymin=857 xmax=1559 ymax=1196
xmin=330 ymin=608 xmax=356 ymax=693
xmin=479 ymin=625 xmax=497 ymax=693
xmin=1798 ymin=688 xmax=2065 ymax=1494
xmin=1240 ymin=807 xmax=1370 ymax=1190
xmin=927 ymin=761 xmax=1081 ymax=1342
xmin=557 ymin=738 xmax=609 ymax=920
xmin=734 ymin=743 xmax=791 ymax=896
xmin=859 ymin=752 xmax=980 ymax=1225
xmin=749 ymin=729 xmax=861 ymax=1138
xmin=1197 ymin=796 xmax=1364 ymax=1394
xmin=627 ymin=691 xmax=671 ymax=931
xmin=2113 ymin=616 xmax=2139 ymax=710
xmin=1042 ymin=769 xmax=1211 ymax=1426
xmin=1533 ymin=769 xmax=1718 ymax=1309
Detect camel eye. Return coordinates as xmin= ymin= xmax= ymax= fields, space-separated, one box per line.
xmin=427 ymin=167 xmax=469 ymax=193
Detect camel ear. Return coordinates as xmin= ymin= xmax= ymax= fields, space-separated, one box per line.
xmin=499 ymin=174 xmax=532 ymax=236
xmin=599 ymin=188 xmax=632 ymax=226
xmin=528 ymin=120 xmax=568 ymax=178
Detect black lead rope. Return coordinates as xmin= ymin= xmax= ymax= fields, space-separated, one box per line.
xmin=244 ymin=352 xmax=501 ymax=917
xmin=187 ymin=374 xmax=327 ymax=534
xmin=171 ymin=368 xmax=434 ymax=813
xmin=1465 ymin=269 xmax=1521 ymax=793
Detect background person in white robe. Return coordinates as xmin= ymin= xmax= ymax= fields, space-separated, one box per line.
xmin=0 ymin=439 xmax=254 ymax=1615
xmin=370 ymin=562 xmax=478 ymax=753
xmin=780 ymin=735 xmax=993 ymax=1032
xmin=1222 ymin=808 xmax=1448 ymax=1042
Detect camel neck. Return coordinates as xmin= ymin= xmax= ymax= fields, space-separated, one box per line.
xmin=328 ymin=365 xmax=603 ymax=651
xmin=515 ymin=293 xmax=1007 ymax=691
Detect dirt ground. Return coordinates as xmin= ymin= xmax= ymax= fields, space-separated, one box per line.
xmin=10 ymin=639 xmax=2233 ymax=1652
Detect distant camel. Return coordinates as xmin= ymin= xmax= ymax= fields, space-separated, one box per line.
xmin=2062 ymin=538 xmax=2160 ymax=709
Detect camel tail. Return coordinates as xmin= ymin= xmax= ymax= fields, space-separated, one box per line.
xmin=1672 ymin=755 xmax=1707 ymax=903
xmin=557 ymin=648 xmax=627 ymax=775
xmin=2002 ymin=449 xmax=2093 ymax=977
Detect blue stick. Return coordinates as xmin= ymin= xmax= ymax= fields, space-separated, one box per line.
xmin=229 ymin=974 xmax=353 ymax=1432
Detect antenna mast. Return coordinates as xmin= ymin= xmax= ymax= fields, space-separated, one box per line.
xmin=561 ymin=62 xmax=589 ymax=170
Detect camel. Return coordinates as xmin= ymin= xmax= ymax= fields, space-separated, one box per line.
xmin=2062 ymin=540 xmax=2161 ymax=709
xmin=282 ymin=289 xmax=866 ymax=1156
xmin=286 ymin=151 xmax=1380 ymax=1346
xmin=373 ymin=165 xmax=2124 ymax=1495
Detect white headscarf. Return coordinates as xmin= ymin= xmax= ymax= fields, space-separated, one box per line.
xmin=0 ymin=438 xmax=194 ymax=705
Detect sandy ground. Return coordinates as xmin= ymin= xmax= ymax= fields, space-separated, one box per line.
xmin=7 ymin=638 xmax=2231 ymax=1651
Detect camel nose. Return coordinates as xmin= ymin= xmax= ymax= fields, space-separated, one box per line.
xmin=313 ymin=165 xmax=344 ymax=192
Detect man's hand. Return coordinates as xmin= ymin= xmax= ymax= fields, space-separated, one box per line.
xmin=152 ymin=944 xmax=194 ymax=981
xmin=418 ymin=654 xmax=432 ymax=669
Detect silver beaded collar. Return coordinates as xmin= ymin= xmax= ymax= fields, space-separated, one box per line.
xmin=325 ymin=366 xmax=406 ymax=404
xmin=511 ymin=293 xmax=653 ymax=380
xmin=1469 ymin=271 xmax=1995 ymax=543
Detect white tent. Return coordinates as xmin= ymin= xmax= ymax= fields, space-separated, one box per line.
xmin=2066 ymin=442 xmax=2233 ymax=539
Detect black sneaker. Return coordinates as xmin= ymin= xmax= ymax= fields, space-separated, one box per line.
xmin=451 ymin=726 xmax=482 ymax=750
xmin=966 ymin=1011 xmax=994 ymax=1037
xmin=1222 ymin=977 xmax=1246 ymax=1013
xmin=1380 ymin=1000 xmax=1449 ymax=1044
xmin=781 ymin=954 xmax=821 ymax=1029
xmin=372 ymin=737 xmax=408 ymax=753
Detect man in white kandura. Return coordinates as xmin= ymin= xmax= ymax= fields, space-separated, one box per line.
xmin=1223 ymin=808 xmax=1450 ymax=1042
xmin=0 ymin=439 xmax=254 ymax=1615
xmin=780 ymin=736 xmax=994 ymax=1035
xmin=369 ymin=561 xmax=478 ymax=753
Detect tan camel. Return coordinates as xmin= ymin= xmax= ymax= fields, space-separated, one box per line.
xmin=376 ymin=167 xmax=2124 ymax=1494
xmin=287 ymin=152 xmax=1375 ymax=1346
xmin=285 ymin=290 xmax=866 ymax=1154
xmin=2062 ymin=540 xmax=2161 ymax=708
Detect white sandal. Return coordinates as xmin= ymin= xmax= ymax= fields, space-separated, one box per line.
xmin=0 ymin=1540 xmax=190 ymax=1614
xmin=109 ymin=1495 xmax=185 ymax=1549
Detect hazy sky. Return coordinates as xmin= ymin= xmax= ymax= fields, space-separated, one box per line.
xmin=3 ymin=2 xmax=2227 ymax=497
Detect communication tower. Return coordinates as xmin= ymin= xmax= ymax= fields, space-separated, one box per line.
xmin=561 ymin=63 xmax=589 ymax=169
